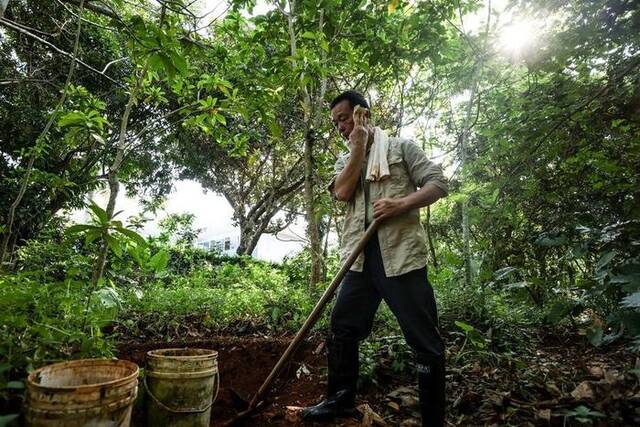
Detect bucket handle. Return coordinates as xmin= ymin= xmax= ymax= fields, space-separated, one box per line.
xmin=143 ymin=369 xmax=219 ymax=414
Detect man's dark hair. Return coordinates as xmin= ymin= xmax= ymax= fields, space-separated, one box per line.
xmin=330 ymin=90 xmax=369 ymax=110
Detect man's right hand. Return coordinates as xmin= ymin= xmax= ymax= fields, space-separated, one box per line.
xmin=349 ymin=105 xmax=369 ymax=155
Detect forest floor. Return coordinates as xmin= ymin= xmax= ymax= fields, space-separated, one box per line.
xmin=117 ymin=328 xmax=640 ymax=427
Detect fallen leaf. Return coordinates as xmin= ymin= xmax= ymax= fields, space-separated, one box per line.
xmin=357 ymin=403 xmax=387 ymax=426
xmin=545 ymin=382 xmax=562 ymax=396
xmin=571 ymin=381 xmax=595 ymax=400
xmin=296 ymin=363 xmax=310 ymax=379
xmin=399 ymin=393 xmax=420 ymax=410
xmin=387 ymin=401 xmax=400 ymax=411
xmin=588 ymin=366 xmax=605 ymax=378
xmin=387 ymin=386 xmax=416 ymax=399
xmin=537 ymin=408 xmax=551 ymax=421
xmin=603 ymin=369 xmax=623 ymax=385
xmin=314 ymin=341 xmax=325 ymax=355
xmin=284 ymin=406 xmax=303 ymax=423
xmin=400 ymin=418 xmax=421 ymax=427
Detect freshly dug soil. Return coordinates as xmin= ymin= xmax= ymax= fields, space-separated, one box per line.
xmin=117 ymin=335 xmax=352 ymax=426
xmin=117 ymin=331 xmax=640 ymax=426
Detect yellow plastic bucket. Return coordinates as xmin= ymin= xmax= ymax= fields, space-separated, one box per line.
xmin=25 ymin=358 xmax=139 ymax=427
xmin=145 ymin=348 xmax=219 ymax=427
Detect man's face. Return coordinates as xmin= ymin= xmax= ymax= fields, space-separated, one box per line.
xmin=330 ymin=100 xmax=355 ymax=140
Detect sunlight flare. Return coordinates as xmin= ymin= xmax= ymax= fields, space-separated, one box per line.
xmin=499 ymin=18 xmax=540 ymax=56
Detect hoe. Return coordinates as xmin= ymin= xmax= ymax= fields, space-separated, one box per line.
xmin=223 ymin=219 xmax=379 ymax=425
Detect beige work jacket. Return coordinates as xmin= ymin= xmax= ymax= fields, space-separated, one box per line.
xmin=329 ymin=137 xmax=448 ymax=277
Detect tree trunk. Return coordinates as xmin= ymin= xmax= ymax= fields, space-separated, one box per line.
xmin=458 ymin=0 xmax=491 ymax=288
xmin=84 ymin=5 xmax=164 ymax=331
xmin=237 ymin=224 xmax=263 ymax=257
xmin=425 ymin=206 xmax=439 ymax=271
xmin=304 ymin=128 xmax=322 ymax=285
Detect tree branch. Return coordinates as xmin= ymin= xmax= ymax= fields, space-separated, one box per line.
xmin=0 ymin=17 xmax=120 ymax=85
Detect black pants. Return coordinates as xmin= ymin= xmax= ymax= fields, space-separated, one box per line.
xmin=331 ymin=233 xmax=444 ymax=358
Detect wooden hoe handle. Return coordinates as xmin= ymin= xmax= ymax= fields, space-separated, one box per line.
xmin=234 ymin=219 xmax=380 ymax=422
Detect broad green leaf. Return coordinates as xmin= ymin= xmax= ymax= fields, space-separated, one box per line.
xmin=88 ymin=202 xmax=109 ymax=224
xmin=66 ymin=224 xmax=95 ymax=234
xmin=105 ymin=234 xmax=122 ymax=257
xmin=148 ymin=53 xmax=164 ymax=72
xmin=301 ymin=31 xmax=316 ymax=40
xmin=170 ymin=51 xmax=188 ymax=74
xmin=116 ymin=227 xmax=147 ymax=247
xmin=94 ymin=287 xmax=121 ymax=309
xmin=58 ymin=111 xmax=86 ymax=128
xmin=149 ymin=250 xmax=169 ymax=272
xmin=454 ymin=320 xmax=474 ymax=333
xmin=84 ymin=229 xmax=103 ymax=245
xmin=596 ymin=250 xmax=617 ymax=271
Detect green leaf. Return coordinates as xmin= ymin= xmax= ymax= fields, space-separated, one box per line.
xmin=148 ymin=53 xmax=164 ymax=72
xmin=58 ymin=111 xmax=86 ymax=128
xmin=586 ymin=326 xmax=603 ymax=347
xmin=546 ymin=301 xmax=573 ymax=324
xmin=84 ymin=229 xmax=103 ymax=245
xmin=301 ymin=31 xmax=316 ymax=40
xmin=506 ymin=281 xmax=529 ymax=290
xmin=105 ymin=234 xmax=122 ymax=257
xmin=494 ymin=267 xmax=517 ymax=280
xmin=214 ymin=114 xmax=226 ymax=125
xmin=90 ymin=133 xmax=106 ymax=144
xmin=159 ymin=53 xmax=176 ymax=78
xmin=94 ymin=287 xmax=121 ymax=309
xmin=454 ymin=320 xmax=474 ymax=333
xmin=0 ymin=414 xmax=19 ymax=427
xmin=116 ymin=227 xmax=147 ymax=247
xmin=565 ymin=405 xmax=605 ymax=420
xmin=170 ymin=51 xmax=187 ymax=74
xmin=621 ymin=291 xmax=640 ymax=308
xmin=88 ymin=202 xmax=109 ymax=224
xmin=596 ymin=250 xmax=617 ymax=271
xmin=66 ymin=224 xmax=95 ymax=234
xmin=149 ymin=250 xmax=169 ymax=272
xmin=268 ymin=120 xmax=282 ymax=138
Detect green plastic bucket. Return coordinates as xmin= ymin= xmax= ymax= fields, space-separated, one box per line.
xmin=25 ymin=358 xmax=139 ymax=427
xmin=145 ymin=348 xmax=219 ymax=427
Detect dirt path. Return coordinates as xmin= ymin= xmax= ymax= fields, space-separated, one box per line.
xmin=117 ymin=332 xmax=640 ymax=426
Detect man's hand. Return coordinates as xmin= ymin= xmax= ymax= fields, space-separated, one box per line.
xmin=349 ymin=105 xmax=369 ymax=154
xmin=373 ymin=198 xmax=407 ymax=221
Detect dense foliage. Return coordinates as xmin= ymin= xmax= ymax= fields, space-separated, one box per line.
xmin=0 ymin=0 xmax=638 ymax=423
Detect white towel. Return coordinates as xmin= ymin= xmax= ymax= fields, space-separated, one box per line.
xmin=365 ymin=127 xmax=390 ymax=182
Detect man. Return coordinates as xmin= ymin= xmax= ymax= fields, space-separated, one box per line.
xmin=301 ymin=90 xmax=448 ymax=426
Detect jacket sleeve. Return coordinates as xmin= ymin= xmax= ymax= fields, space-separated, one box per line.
xmin=401 ymin=141 xmax=448 ymax=195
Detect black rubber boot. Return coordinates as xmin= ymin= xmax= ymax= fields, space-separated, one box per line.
xmin=301 ymin=336 xmax=359 ymax=420
xmin=416 ymin=353 xmax=446 ymax=427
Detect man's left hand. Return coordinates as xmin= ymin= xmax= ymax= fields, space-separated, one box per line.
xmin=373 ymin=198 xmax=407 ymax=221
